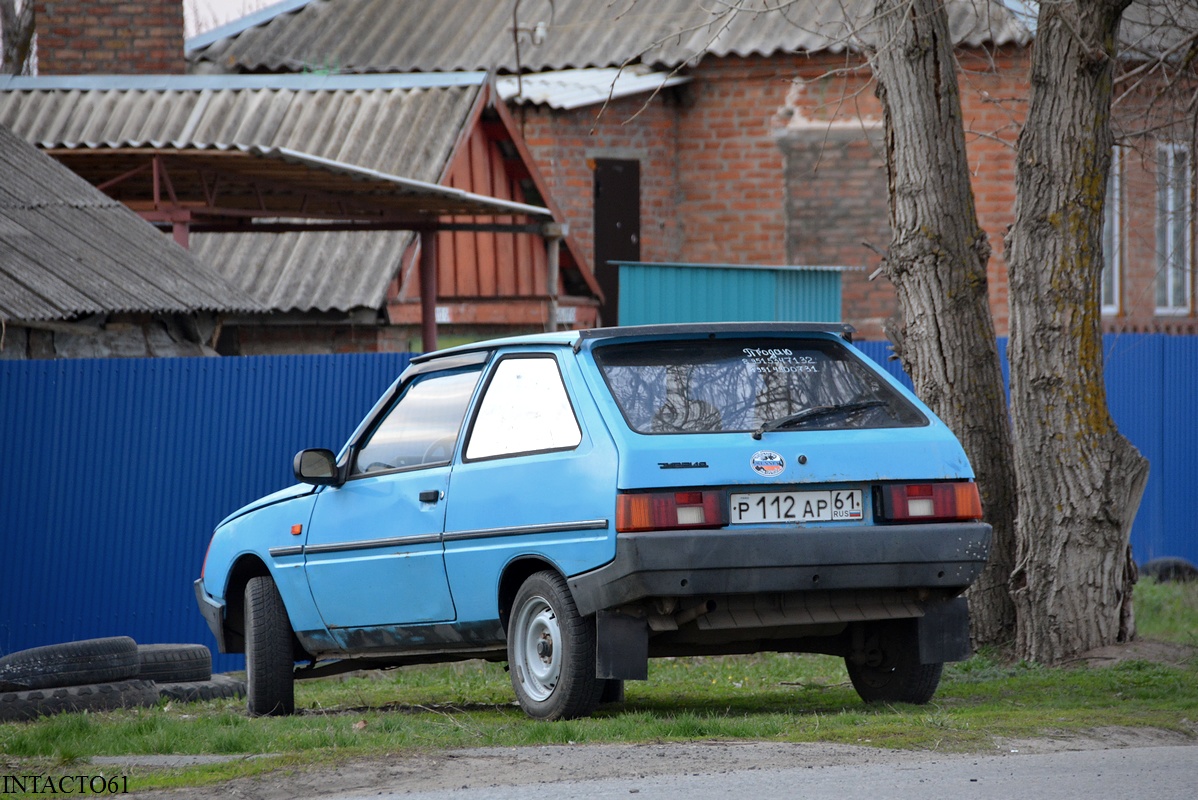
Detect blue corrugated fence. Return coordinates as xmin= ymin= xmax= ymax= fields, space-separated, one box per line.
xmin=1 ymin=353 xmax=409 ymax=672
xmin=0 ymin=336 xmax=1194 ymax=672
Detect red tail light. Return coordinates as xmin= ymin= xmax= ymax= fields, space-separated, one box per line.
xmin=880 ymin=482 xmax=983 ymax=523
xmin=617 ymin=491 xmax=727 ymax=532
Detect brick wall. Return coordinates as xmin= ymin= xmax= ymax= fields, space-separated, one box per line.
xmin=512 ymin=45 xmax=1190 ymax=340
xmin=35 ymin=0 xmax=185 ymax=74
xmin=672 ymin=57 xmax=793 ymax=266
xmin=515 ymin=93 xmax=681 ymax=271
xmin=778 ymin=48 xmax=1029 ymax=338
xmin=1104 ymin=80 xmax=1198 ymax=334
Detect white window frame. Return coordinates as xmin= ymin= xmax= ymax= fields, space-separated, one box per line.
xmin=1155 ymin=142 xmax=1193 ymax=315
xmin=1101 ymin=146 xmax=1123 ymax=315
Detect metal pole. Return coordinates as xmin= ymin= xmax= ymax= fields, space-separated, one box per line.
xmin=543 ymin=222 xmax=567 ymax=332
xmin=419 ymin=229 xmax=438 ymax=352
xmin=171 ymin=212 xmax=190 ymax=249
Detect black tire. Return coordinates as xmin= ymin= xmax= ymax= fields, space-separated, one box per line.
xmin=157 ymin=674 xmax=246 ymax=703
xmin=0 ymin=637 xmax=138 ymax=692
xmin=244 ymin=575 xmax=295 ymax=716
xmin=0 ymin=679 xmax=160 ymax=722
xmin=1141 ymin=557 xmax=1198 ymax=583
xmin=137 ymin=644 xmax=212 ymax=683
xmin=845 ymin=620 xmax=943 ymax=705
xmin=507 ymin=571 xmax=603 ymax=720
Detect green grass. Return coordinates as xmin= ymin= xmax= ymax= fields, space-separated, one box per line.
xmin=2 ymin=581 xmax=1196 ymax=794
xmin=1133 ymin=578 xmax=1198 ymax=645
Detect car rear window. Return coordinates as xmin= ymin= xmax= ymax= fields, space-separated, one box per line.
xmin=593 ymin=338 xmax=927 ymax=434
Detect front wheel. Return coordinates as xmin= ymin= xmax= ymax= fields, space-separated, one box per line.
xmin=507 ymin=571 xmax=604 ymax=720
xmin=845 ymin=620 xmax=943 ymax=705
xmin=244 ymin=575 xmax=295 ymax=716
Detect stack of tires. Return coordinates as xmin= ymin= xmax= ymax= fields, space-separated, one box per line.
xmin=0 ymin=637 xmax=244 ymax=722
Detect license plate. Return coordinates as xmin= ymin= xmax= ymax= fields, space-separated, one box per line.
xmin=729 ymin=489 xmax=864 ymax=523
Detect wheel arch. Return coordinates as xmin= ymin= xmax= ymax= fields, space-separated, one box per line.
xmin=221 ymin=555 xmax=272 ymax=654
xmin=497 ymin=556 xmax=563 ymax=634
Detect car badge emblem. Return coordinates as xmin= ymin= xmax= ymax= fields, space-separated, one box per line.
xmin=750 ymin=450 xmax=785 ymax=477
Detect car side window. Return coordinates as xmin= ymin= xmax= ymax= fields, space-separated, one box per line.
xmin=465 ymin=357 xmax=582 ymax=461
xmin=352 ymin=367 xmax=483 ymax=476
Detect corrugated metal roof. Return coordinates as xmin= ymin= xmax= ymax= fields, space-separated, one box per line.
xmin=0 ymin=75 xmax=489 ymax=314
xmin=495 ymin=67 xmax=690 ymax=110
xmin=0 ymin=123 xmax=262 ymax=322
xmin=187 ymin=0 xmax=1031 ymax=74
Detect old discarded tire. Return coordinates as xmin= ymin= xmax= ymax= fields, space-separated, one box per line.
xmin=137 ymin=644 xmax=212 ymax=683
xmin=0 ymin=637 xmax=138 ymax=692
xmin=507 ymin=571 xmax=604 ymax=720
xmin=0 ymin=679 xmax=160 ymax=722
xmin=157 ymin=674 xmax=246 ymax=703
xmin=845 ymin=620 xmax=943 ymax=705
xmin=1141 ymin=557 xmax=1198 ymax=583
xmin=244 ymin=575 xmax=295 ymax=716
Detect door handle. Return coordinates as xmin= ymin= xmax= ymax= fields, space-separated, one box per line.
xmin=418 ymin=490 xmax=441 ymax=503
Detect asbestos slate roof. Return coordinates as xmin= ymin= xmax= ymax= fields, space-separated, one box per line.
xmin=0 ymin=74 xmax=490 ymax=314
xmin=187 ymin=0 xmax=1031 ymax=74
xmin=0 ymin=123 xmax=262 ymax=322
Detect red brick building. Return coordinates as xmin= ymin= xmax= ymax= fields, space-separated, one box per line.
xmin=17 ymin=1 xmax=1198 ymax=343
xmin=35 ymin=0 xmax=186 ymax=74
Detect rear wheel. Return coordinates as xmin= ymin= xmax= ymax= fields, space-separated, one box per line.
xmin=507 ymin=571 xmax=603 ymax=720
xmin=845 ymin=620 xmax=942 ymax=705
xmin=244 ymin=576 xmax=295 ymax=716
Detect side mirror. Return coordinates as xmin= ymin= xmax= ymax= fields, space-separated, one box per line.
xmin=293 ymin=448 xmax=343 ymax=487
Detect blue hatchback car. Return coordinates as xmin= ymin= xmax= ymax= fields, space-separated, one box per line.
xmin=196 ymin=323 xmax=991 ymax=719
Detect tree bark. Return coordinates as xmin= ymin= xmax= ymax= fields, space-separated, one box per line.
xmin=1005 ymin=0 xmax=1150 ymax=665
xmin=869 ymin=0 xmax=1018 ymax=646
xmin=1 ymin=0 xmax=33 ymax=76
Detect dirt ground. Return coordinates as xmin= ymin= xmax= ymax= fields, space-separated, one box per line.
xmin=120 ymin=640 xmax=1196 ymax=799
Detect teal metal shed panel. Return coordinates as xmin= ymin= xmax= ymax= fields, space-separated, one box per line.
xmin=615 ymin=262 xmax=843 ymax=325
xmin=775 ymin=268 xmax=842 ymax=322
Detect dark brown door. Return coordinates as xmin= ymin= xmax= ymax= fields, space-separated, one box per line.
xmin=593 ymin=159 xmax=641 ymax=326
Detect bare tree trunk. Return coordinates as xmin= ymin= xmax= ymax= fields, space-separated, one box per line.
xmin=1005 ymin=0 xmax=1150 ymax=665
xmin=1 ymin=0 xmax=34 ymax=75
xmin=869 ymin=0 xmax=1017 ymax=646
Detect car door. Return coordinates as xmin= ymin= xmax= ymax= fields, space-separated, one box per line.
xmin=303 ymin=364 xmax=484 ymax=645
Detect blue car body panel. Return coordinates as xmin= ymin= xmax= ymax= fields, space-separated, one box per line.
xmin=201 ymin=490 xmax=326 ymax=638
xmin=303 ymin=466 xmax=455 ymax=637
xmin=442 ymin=348 xmax=619 ymax=623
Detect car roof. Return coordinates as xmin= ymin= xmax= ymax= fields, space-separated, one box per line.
xmin=411 ymin=322 xmax=857 ymax=365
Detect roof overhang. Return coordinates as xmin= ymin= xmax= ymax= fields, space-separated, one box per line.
xmin=1 ymin=72 xmax=559 ymax=233
xmin=43 ymin=142 xmax=555 ymax=233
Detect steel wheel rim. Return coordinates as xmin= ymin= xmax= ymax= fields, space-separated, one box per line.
xmin=514 ymin=595 xmax=560 ymax=702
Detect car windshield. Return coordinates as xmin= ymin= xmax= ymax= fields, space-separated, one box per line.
xmin=593 ymin=337 xmax=927 ymax=434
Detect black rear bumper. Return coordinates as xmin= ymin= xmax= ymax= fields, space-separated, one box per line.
xmin=567 ymin=521 xmax=992 ymax=616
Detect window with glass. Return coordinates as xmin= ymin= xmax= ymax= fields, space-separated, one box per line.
xmin=1156 ymin=142 xmax=1193 ymax=314
xmin=352 ymin=367 xmax=483 ymax=475
xmin=1102 ymin=147 xmax=1123 ymax=314
xmin=593 ymin=338 xmax=927 ymax=434
xmin=465 ymin=357 xmax=582 ymax=460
